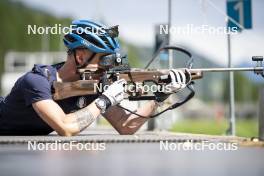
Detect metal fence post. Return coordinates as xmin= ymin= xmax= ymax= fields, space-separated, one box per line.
xmin=259 ymin=88 xmax=264 ymax=140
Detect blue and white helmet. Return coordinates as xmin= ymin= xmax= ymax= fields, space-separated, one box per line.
xmin=63 ymin=20 xmax=120 ymax=54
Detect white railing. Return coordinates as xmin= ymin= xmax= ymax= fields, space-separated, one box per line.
xmin=4 ymin=51 xmax=66 ymax=72
xmin=1 ymin=51 xmax=66 ymax=96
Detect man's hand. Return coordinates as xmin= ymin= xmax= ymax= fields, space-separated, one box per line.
xmin=155 ymin=69 xmax=191 ymax=102
xmin=166 ymin=69 xmax=191 ymax=93
xmin=95 ymin=79 xmax=127 ymax=113
xmin=103 ymin=79 xmax=127 ymax=106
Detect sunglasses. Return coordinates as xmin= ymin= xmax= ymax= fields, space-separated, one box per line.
xmin=99 ymin=52 xmax=128 ymax=69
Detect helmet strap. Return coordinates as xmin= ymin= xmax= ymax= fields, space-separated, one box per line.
xmin=73 ymin=49 xmax=96 ymax=70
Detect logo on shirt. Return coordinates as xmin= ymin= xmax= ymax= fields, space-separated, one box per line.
xmin=76 ymin=96 xmax=87 ymax=109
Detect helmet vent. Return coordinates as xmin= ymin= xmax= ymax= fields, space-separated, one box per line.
xmin=100 ymin=35 xmax=114 ymax=50
xmin=64 ymin=34 xmax=77 ymax=43
xmin=79 ymin=33 xmax=104 ymax=49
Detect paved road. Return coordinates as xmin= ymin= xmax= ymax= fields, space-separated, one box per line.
xmin=0 ymin=130 xmax=263 ymax=176
xmin=0 ymin=143 xmax=264 ymax=176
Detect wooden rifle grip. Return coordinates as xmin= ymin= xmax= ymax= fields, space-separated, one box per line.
xmin=53 ymin=80 xmax=99 ymax=100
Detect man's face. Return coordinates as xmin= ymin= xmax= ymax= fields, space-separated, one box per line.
xmin=76 ymin=49 xmax=107 ymax=70
xmin=87 ymin=53 xmax=107 ymax=69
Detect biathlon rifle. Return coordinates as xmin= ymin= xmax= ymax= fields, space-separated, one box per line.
xmin=53 ymin=46 xmax=264 ymax=118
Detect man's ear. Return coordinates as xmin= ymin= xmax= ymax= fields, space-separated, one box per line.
xmin=75 ymin=49 xmax=85 ymax=65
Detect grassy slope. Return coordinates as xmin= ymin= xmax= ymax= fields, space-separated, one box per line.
xmin=170 ymin=119 xmax=258 ymax=137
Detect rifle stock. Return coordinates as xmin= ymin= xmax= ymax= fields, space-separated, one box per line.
xmin=53 ymin=80 xmax=99 ymax=100
xmin=52 ymin=68 xmax=203 ymax=100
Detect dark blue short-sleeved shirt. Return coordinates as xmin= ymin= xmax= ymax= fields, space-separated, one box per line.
xmin=0 ymin=63 xmax=98 ymax=135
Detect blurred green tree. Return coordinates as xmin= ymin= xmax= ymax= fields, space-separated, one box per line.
xmin=0 ymin=0 xmax=142 ymax=93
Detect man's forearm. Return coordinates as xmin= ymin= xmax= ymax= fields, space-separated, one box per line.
xmin=74 ymin=102 xmax=101 ymax=132
xmin=132 ymin=100 xmax=158 ymax=118
xmin=119 ymin=100 xmax=158 ymax=133
xmin=63 ymin=102 xmax=101 ymax=134
xmin=104 ymin=100 xmax=158 ymax=135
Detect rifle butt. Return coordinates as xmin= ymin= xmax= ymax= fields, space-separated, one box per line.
xmin=53 ymin=80 xmax=98 ymax=100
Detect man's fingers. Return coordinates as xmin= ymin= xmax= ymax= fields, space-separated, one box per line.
xmin=168 ymin=69 xmax=188 ymax=92
xmin=169 ymin=71 xmax=176 ymax=83
xmin=174 ymin=70 xmax=181 ymax=83
xmin=171 ymin=69 xmax=186 ymax=84
xmin=179 ymin=70 xmax=186 ymax=84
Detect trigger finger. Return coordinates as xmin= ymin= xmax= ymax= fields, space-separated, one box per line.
xmin=179 ymin=70 xmax=186 ymax=84
xmin=171 ymin=70 xmax=181 ymax=83
xmin=169 ymin=71 xmax=176 ymax=83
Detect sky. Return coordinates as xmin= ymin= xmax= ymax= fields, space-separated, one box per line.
xmin=17 ymin=0 xmax=264 ymax=66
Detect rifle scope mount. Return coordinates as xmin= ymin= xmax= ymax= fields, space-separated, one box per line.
xmin=252 ymin=56 xmax=264 ymax=77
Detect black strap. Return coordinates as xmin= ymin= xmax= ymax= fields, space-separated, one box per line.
xmin=73 ymin=50 xmax=96 ymax=69
xmin=78 ymin=52 xmax=96 ymax=69
xmin=117 ymin=82 xmax=195 ymax=118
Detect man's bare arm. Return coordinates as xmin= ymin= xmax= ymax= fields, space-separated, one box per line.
xmin=33 ymin=100 xmax=100 ymax=136
xmin=32 ymin=79 xmax=127 ymax=136
xmin=103 ymin=69 xmax=191 ymax=134
xmin=103 ymin=100 xmax=158 ymax=135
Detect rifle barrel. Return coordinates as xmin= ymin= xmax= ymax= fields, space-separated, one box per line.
xmin=191 ymin=67 xmax=263 ymax=72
